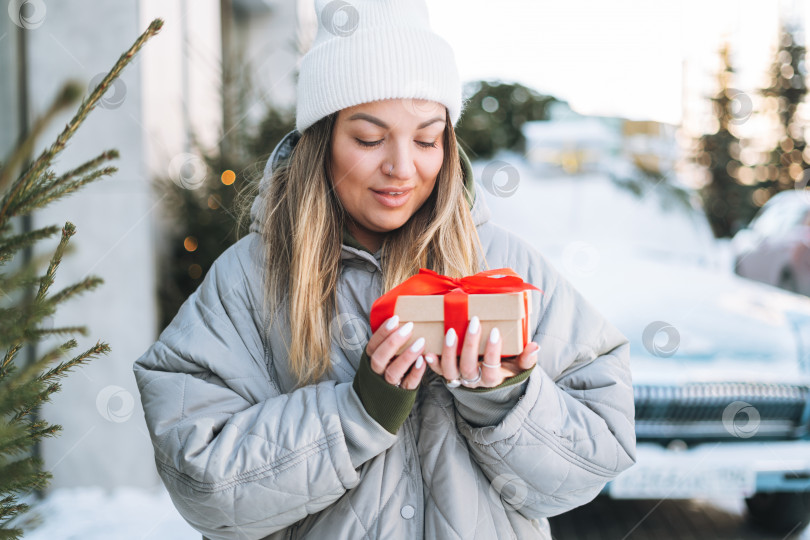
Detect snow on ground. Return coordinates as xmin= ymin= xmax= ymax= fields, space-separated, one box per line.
xmin=18 ymin=485 xmax=199 ymax=540
xmin=15 ymin=485 xmax=809 ymax=539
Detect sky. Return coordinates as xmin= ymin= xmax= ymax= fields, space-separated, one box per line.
xmin=427 ymin=0 xmax=807 ymax=128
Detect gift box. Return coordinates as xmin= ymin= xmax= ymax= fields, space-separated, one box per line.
xmin=369 ymin=268 xmax=542 ymax=357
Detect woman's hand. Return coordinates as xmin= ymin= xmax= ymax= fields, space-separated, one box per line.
xmin=425 ymin=315 xmax=539 ymax=389
xmin=365 ymin=315 xmax=427 ymax=390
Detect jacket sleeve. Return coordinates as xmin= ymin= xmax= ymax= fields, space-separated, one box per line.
xmin=132 ymin=234 xmax=398 ymax=540
xmin=447 ymin=240 xmax=637 ymax=519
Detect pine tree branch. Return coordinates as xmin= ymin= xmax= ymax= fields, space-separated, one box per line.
xmin=57 ymin=150 xmax=119 ymax=184
xmin=0 ymin=347 xmax=21 ymax=376
xmin=27 ymin=342 xmax=76 ymax=379
xmin=0 ymin=233 xmax=60 ymax=273
xmin=0 ymin=424 xmax=26 ymax=455
xmin=0 ymin=18 xmax=164 ymax=229
xmin=0 ymin=364 xmax=46 ymax=419
xmin=0 ymin=253 xmax=65 ymax=322
xmin=37 ymin=340 xmax=110 ymax=385
xmin=0 ymin=455 xmax=49 ymax=494
xmin=0 ymin=421 xmax=57 ymax=458
xmin=0 ymin=495 xmax=26 ymax=522
xmin=0 ymin=225 xmax=61 ymax=266
xmin=1 ymin=378 xmax=57 ymax=426
xmin=1 ymin=339 xmax=108 ymax=410
xmin=7 ymin=383 xmax=60 ymax=425
xmin=42 ymin=276 xmax=104 ymax=311
xmin=12 ymin=166 xmax=118 ymax=217
xmin=0 ymin=499 xmax=29 ymax=540
xmin=0 ymin=340 xmax=76 ymax=401
xmin=34 ymin=222 xmax=75 ymax=304
xmin=0 ymin=340 xmax=108 ymax=425
xmin=26 ymin=326 xmax=88 ymax=340
xmin=10 ymin=275 xmax=102 ymax=338
xmin=20 ymin=150 xmax=118 ymax=206
xmin=0 ymin=222 xmax=101 ymax=356
xmin=0 ymin=301 xmax=55 ymax=351
xmin=0 ymin=83 xmax=82 ymax=200
xmin=9 ymin=150 xmax=119 ymax=217
xmin=1 ymin=224 xmax=88 ymax=360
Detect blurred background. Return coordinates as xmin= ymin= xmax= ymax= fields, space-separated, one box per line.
xmin=3 ymin=0 xmax=810 ymax=538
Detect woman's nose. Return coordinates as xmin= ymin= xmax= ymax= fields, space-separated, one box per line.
xmin=384 ymin=143 xmax=416 ymax=179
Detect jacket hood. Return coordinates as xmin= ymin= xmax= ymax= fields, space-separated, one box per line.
xmin=248 ymin=130 xmax=491 ymax=259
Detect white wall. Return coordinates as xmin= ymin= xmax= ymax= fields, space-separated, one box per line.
xmin=229 ymin=0 xmax=301 ymax=129
xmin=0 ymin=12 xmax=20 ymax=158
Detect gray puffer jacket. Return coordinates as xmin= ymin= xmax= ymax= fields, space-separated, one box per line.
xmin=132 ymin=130 xmax=636 ymax=540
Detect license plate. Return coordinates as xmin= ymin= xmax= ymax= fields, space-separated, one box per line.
xmin=609 ymin=463 xmax=756 ymax=499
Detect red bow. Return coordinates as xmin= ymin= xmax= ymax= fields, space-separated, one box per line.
xmin=370 ymin=268 xmax=542 ymax=356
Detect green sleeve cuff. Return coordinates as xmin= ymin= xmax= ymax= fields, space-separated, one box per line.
xmin=448 ymin=365 xmax=537 ymax=427
xmin=352 ymin=349 xmax=418 ymax=435
xmin=456 ymin=364 xmax=535 ymax=393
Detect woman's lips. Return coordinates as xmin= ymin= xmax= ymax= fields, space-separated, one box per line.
xmin=371 ymin=189 xmax=412 ymax=208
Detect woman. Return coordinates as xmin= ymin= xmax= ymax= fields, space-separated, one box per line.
xmin=132 ymin=1 xmax=636 ymax=539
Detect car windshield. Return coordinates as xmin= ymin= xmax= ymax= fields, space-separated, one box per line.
xmin=475 ymin=160 xmax=717 ymax=268
xmin=749 ymin=196 xmax=810 ymax=237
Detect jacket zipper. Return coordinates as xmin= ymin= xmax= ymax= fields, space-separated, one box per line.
xmin=403 ymin=413 xmax=423 ymax=538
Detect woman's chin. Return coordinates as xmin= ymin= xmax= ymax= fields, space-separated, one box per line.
xmin=366 ymin=213 xmax=412 ymax=232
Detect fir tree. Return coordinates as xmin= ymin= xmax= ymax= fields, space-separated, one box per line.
xmin=154 ymin=99 xmax=296 ymax=330
xmin=0 ymin=20 xmax=163 ymax=538
xmin=455 ymin=80 xmax=556 ymax=159
xmin=693 ymin=43 xmax=757 ymax=238
xmin=757 ymin=25 xmax=808 ymax=199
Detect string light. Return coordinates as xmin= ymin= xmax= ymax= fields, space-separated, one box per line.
xmin=184 ymin=236 xmax=198 ymax=252
xmin=221 ymin=170 xmax=236 ymax=185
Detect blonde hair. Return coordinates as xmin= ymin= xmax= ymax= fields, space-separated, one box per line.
xmin=244 ymin=108 xmax=485 ymax=388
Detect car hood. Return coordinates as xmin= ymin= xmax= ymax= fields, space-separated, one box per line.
xmin=543 ymin=250 xmax=810 ymax=386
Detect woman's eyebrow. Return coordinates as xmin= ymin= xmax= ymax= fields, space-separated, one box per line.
xmin=348 ymin=113 xmax=445 ymax=130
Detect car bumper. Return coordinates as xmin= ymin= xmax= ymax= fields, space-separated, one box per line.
xmin=602 ymin=440 xmax=810 ymax=499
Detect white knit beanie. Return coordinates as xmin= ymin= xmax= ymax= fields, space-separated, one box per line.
xmin=295 ymin=0 xmax=463 ymax=134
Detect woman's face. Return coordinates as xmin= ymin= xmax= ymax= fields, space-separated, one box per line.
xmin=329 ymin=98 xmax=446 ymax=252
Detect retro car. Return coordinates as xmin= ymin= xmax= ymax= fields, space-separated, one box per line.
xmin=475 ymin=152 xmax=810 ymax=534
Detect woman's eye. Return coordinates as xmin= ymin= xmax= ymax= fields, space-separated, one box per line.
xmin=355 ymin=138 xmax=438 ymax=149
xmin=356 ymin=138 xmax=383 ymax=147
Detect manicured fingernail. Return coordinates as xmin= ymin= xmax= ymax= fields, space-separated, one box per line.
xmin=415 ymin=355 xmax=424 ymax=369
xmin=489 ymin=327 xmax=500 ymax=344
xmin=425 ymin=354 xmax=435 ymax=364
xmin=445 ymin=328 xmax=456 ymax=347
xmin=468 ymin=316 xmax=480 ymax=335
xmin=398 ymin=321 xmax=414 ymax=336
xmin=385 ymin=315 xmax=399 ymax=330
xmin=410 ymin=337 xmax=425 ymax=352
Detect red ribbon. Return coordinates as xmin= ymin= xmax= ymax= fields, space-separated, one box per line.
xmin=370 ymin=268 xmax=542 ymax=356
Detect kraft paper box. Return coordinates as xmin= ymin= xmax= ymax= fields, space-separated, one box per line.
xmin=369 ymin=268 xmax=542 ymax=358
xmin=393 ymin=291 xmax=533 ymax=357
